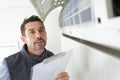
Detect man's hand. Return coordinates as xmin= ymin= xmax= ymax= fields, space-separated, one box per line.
xmin=55 ymin=72 xmax=69 ymax=80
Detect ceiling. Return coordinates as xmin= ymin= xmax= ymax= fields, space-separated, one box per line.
xmin=0 ymin=0 xmax=66 ymax=20
xmin=30 ymin=0 xmax=66 ymax=20
xmin=0 ymin=0 xmax=33 ymax=8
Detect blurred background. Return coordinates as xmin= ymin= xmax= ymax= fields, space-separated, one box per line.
xmin=0 ymin=0 xmax=120 ymax=80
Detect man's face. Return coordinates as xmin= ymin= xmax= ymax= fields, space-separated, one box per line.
xmin=21 ymin=21 xmax=47 ymax=51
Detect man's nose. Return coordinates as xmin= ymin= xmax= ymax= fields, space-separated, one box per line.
xmin=35 ymin=32 xmax=41 ymax=38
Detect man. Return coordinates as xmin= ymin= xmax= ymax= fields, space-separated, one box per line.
xmin=0 ymin=15 xmax=69 ymax=80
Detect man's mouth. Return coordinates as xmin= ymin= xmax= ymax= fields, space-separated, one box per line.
xmin=35 ymin=40 xmax=44 ymax=44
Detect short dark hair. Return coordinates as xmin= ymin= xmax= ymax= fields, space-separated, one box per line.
xmin=20 ymin=15 xmax=44 ymax=36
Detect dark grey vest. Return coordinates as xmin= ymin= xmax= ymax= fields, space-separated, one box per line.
xmin=5 ymin=52 xmax=30 ymax=80
xmin=5 ymin=45 xmax=54 ymax=80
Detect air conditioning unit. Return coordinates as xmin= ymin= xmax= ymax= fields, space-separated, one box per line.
xmin=59 ymin=0 xmax=120 ymax=50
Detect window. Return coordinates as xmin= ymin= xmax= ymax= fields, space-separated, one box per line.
xmin=0 ymin=41 xmax=19 ymax=62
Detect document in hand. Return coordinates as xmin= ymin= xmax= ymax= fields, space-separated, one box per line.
xmin=31 ymin=49 xmax=73 ymax=80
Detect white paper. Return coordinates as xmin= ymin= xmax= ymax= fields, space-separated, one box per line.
xmin=31 ymin=49 xmax=73 ymax=80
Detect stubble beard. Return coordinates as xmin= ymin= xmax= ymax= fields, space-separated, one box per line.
xmin=33 ymin=44 xmax=45 ymax=51
xmin=33 ymin=40 xmax=46 ymax=51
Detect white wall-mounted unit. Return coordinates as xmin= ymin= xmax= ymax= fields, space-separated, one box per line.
xmin=59 ymin=0 xmax=120 ymax=54
xmin=58 ymin=0 xmax=120 ymax=59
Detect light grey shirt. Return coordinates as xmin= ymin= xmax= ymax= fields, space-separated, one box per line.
xmin=0 ymin=59 xmax=10 ymax=80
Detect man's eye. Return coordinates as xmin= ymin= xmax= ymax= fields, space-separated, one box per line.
xmin=30 ymin=31 xmax=35 ymax=34
xmin=39 ymin=29 xmax=45 ymax=32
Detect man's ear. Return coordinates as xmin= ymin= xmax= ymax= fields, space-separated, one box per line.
xmin=21 ymin=36 xmax=26 ymax=44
